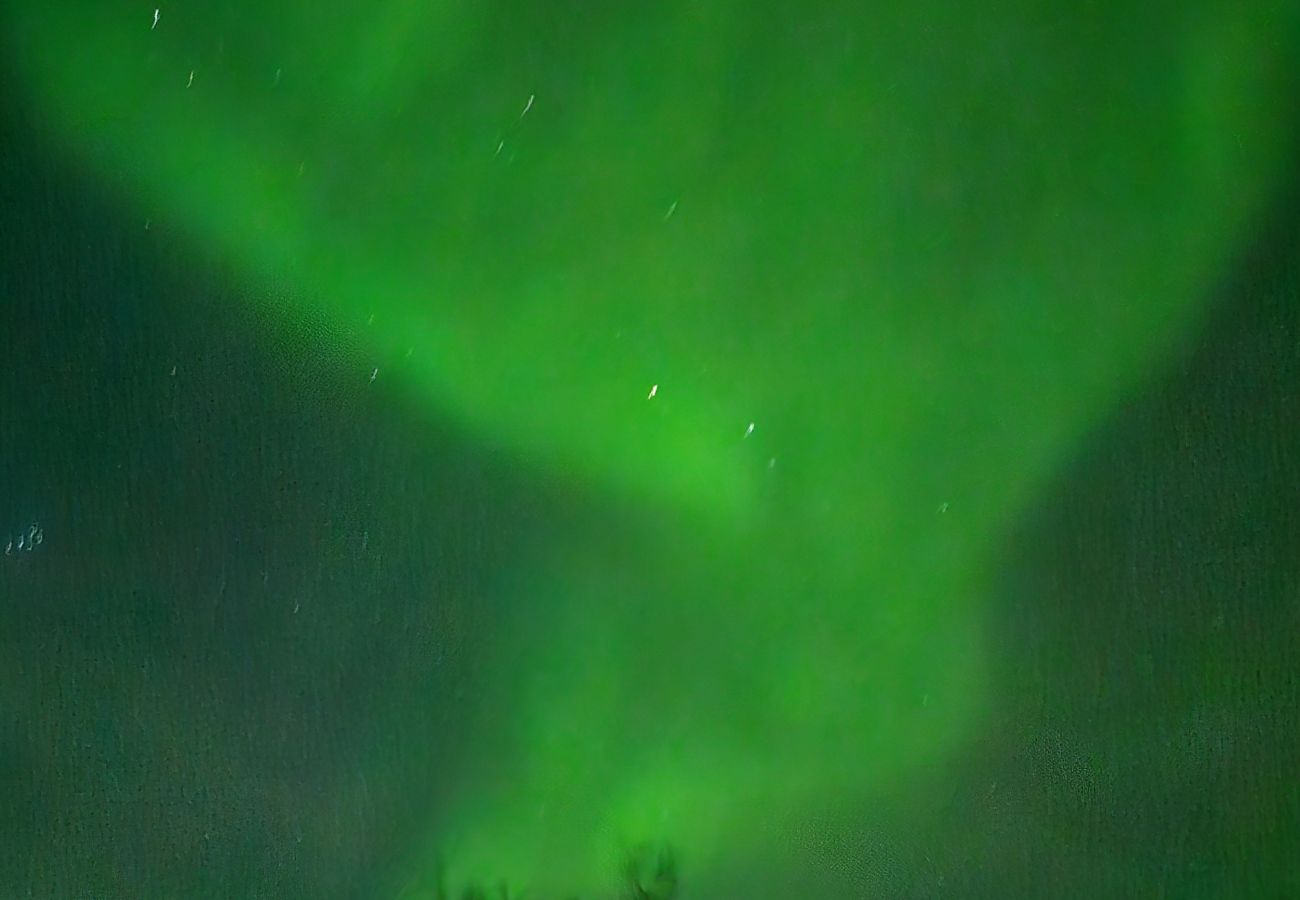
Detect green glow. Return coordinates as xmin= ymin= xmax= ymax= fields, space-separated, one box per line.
xmin=10 ymin=0 xmax=1297 ymax=894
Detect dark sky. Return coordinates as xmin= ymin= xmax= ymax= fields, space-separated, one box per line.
xmin=0 ymin=94 xmax=556 ymax=898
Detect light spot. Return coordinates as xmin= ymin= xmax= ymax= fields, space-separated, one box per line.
xmin=170 ymin=365 xmax=177 ymax=376
xmin=647 ymin=383 xmax=658 ymax=399
xmin=273 ymin=67 xmax=282 ymax=87
xmin=369 ymin=367 xmax=378 ymax=383
xmin=494 ymin=139 xmax=505 ymax=157
xmin=186 ymin=70 xmax=194 ymax=88
xmin=6 ymin=523 xmax=44 ymax=553
xmin=520 ymin=93 xmax=535 ymax=118
xmin=768 ymin=458 xmax=776 ymax=469
xmin=663 ymin=200 xmax=678 ymax=221
xmin=151 ymin=8 xmax=159 ymax=30
xmin=937 ymin=501 xmax=949 ymax=513
xmin=744 ymin=422 xmax=755 ymax=438
xmin=366 ymin=313 xmax=375 ymax=326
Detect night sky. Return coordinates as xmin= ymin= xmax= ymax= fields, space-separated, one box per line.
xmin=2 ymin=2 xmax=1298 ymax=897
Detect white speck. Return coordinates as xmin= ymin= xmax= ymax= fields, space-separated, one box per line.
xmin=144 ymin=218 xmax=151 ymax=230
xmin=151 ymin=8 xmax=159 ymax=29
xmin=4 ymin=540 xmax=10 ymax=555
xmin=293 ymin=601 xmax=300 ymax=614
xmin=361 ymin=531 xmax=369 ymax=551
xmin=366 ymin=313 xmax=375 ymax=326
xmin=520 ymin=93 xmax=534 ymax=118
xmin=663 ymin=200 xmax=678 ymax=221
xmin=647 ymin=383 xmax=658 ymax=399
xmin=170 ymin=365 xmax=177 ymax=376
xmin=405 ymin=347 xmax=414 ymax=359
xmin=186 ymin=70 xmax=194 ymax=88
xmin=937 ymin=501 xmax=949 ymax=513
xmin=273 ymin=67 xmax=282 ymax=87
xmin=494 ymin=139 xmax=505 ymax=157
xmin=369 ymin=368 xmax=378 ymax=383
xmin=743 ymin=422 xmax=754 ymax=438
xmin=922 ymin=693 xmax=930 ymax=707
xmin=768 ymin=457 xmax=776 ymax=469
xmin=297 ymin=161 xmax=305 ymax=176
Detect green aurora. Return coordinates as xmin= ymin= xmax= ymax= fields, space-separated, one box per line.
xmin=6 ymin=0 xmax=1298 ymax=895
